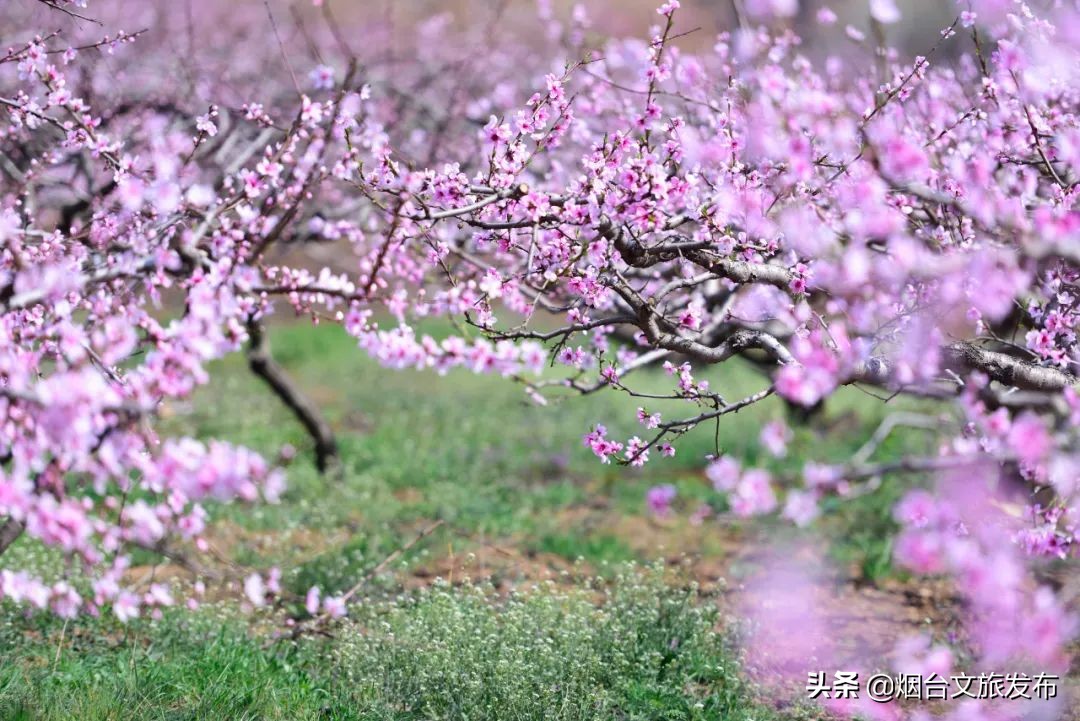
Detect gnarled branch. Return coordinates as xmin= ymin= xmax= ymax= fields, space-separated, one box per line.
xmin=853 ymin=343 xmax=1077 ymax=393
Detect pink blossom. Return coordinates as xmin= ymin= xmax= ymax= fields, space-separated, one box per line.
xmin=678 ymin=302 xmax=703 ymax=330
xmin=50 ymin=582 xmax=82 ymax=619
xmin=195 ymin=110 xmax=218 ymax=137
xmin=730 ymin=470 xmax=777 ymax=517
xmin=625 ymin=436 xmax=650 ymax=467
xmin=744 ymin=0 xmax=799 ymax=20
xmin=1008 ymin=412 xmax=1052 ymax=466
xmin=775 ymin=332 xmax=842 ymax=407
xmin=879 ymin=136 xmax=928 ymax=182
xmin=782 ymin=490 xmax=819 ymax=527
xmin=894 ymin=490 xmax=939 ymax=528
xmin=646 ymin=484 xmax=677 ymax=516
xmin=583 ymin=425 xmax=623 ymax=464
xmin=305 ymin=586 xmax=321 ymax=615
xmin=636 ymin=407 xmax=661 ymax=429
xmin=804 ymin=463 xmax=843 ymax=491
xmin=323 ymin=595 xmax=347 ymax=618
xmin=656 ymin=0 xmax=680 ymax=17
xmin=869 ymin=0 xmax=902 ymax=24
xmin=308 ymin=64 xmax=335 ymax=91
xmin=759 ymin=420 xmax=791 ymax=458
xmin=894 ymin=530 xmax=946 ymax=574
xmin=244 ymin=573 xmax=267 ymax=608
xmin=114 ymin=592 xmax=140 ymax=623
xmin=706 ymin=457 xmax=741 ymax=492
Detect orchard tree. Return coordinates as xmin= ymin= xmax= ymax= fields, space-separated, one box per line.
xmin=0 ymin=0 xmax=559 ymax=617
xmin=1 ymin=0 xmax=1079 ymax=717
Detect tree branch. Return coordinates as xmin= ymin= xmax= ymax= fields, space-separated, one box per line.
xmin=246 ymin=319 xmax=338 ymax=474
xmin=601 ymin=217 xmax=795 ymax=290
xmin=945 ymin=342 xmax=1076 ymax=392
xmin=853 ymin=342 xmax=1078 ymax=392
xmin=0 ymin=518 xmax=24 ymax=558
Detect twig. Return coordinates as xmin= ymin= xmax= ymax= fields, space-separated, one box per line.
xmin=35 ymin=0 xmax=101 ymax=25
xmin=339 ymin=519 xmax=445 ymax=604
xmin=53 ymin=618 xmax=69 ymax=672
xmin=851 ymin=412 xmax=940 ymax=466
xmin=263 ymin=0 xmax=301 ymax=98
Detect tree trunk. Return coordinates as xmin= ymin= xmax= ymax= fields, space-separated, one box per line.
xmin=0 ymin=518 xmax=24 ymax=558
xmin=246 ymin=319 xmax=339 ymax=474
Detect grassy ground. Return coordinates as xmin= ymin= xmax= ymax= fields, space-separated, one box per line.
xmin=0 ymin=322 xmax=926 ymax=720
xmin=1 ymin=569 xmax=810 ymax=721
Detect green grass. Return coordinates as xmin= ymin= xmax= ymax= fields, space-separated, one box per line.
xmin=0 ymin=610 xmax=326 ymax=720
xmin=0 ymin=569 xmax=815 ymax=721
xmin=531 ymin=531 xmax=638 ymax=566
xmin=0 ymin=321 xmax=933 ymax=718
xmin=333 ymin=568 xmax=788 ymax=720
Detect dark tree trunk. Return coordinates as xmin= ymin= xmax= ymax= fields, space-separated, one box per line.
xmin=0 ymin=518 xmax=24 ymax=558
xmin=246 ymin=319 xmax=339 ymax=474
